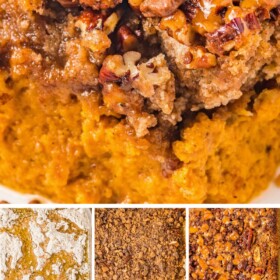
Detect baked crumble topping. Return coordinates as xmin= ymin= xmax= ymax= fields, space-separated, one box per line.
xmin=189 ymin=208 xmax=279 ymax=279
xmin=2 ymin=0 xmax=280 ymax=137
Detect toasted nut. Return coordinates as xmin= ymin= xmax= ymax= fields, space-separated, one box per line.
xmin=226 ymin=262 xmax=233 ymax=272
xmin=140 ymin=0 xmax=185 ymax=17
xmin=159 ymin=10 xmax=194 ymax=45
xmin=160 ymin=10 xmax=186 ymax=32
xmin=57 ymin=0 xmax=79 ymax=8
xmin=75 ymin=11 xmax=111 ymax=54
xmin=255 ymin=267 xmax=264 ymax=274
xmin=243 ymin=228 xmax=254 ymax=249
xmin=160 ymin=10 xmax=194 ymax=45
xmin=253 ymin=247 xmax=260 ymax=262
xmin=187 ymin=47 xmax=217 ymax=69
xmin=237 ymin=260 xmax=248 ymax=270
xmin=99 ymin=68 xmax=121 ymax=84
xmin=128 ymin=0 xmax=143 ymax=10
xmin=117 ymin=26 xmax=139 ymax=52
xmin=103 ymin=12 xmax=120 ymax=34
xmin=99 ymin=55 xmax=128 ymax=84
xmin=76 ymin=10 xmax=104 ymax=32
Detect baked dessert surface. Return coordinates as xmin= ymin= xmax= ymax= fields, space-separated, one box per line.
xmin=1 ymin=0 xmax=280 ymax=203
xmin=189 ymin=208 xmax=279 ymax=280
xmin=0 ymin=208 xmax=91 ymax=279
xmin=95 ymin=208 xmax=186 ymax=279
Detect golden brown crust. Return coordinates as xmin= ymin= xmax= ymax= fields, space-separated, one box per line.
xmin=57 ymin=0 xmax=122 ymax=9
xmin=189 ymin=209 xmax=279 ymax=279
xmin=140 ymin=0 xmax=185 ymax=17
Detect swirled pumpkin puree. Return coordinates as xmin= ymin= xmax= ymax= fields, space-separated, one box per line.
xmin=1 ymin=0 xmax=280 ymax=203
xmin=1 ymin=71 xmax=280 ymax=203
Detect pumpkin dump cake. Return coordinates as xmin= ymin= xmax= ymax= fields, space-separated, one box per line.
xmin=95 ymin=208 xmax=186 ymax=279
xmin=189 ymin=208 xmax=280 ymax=279
xmin=1 ymin=0 xmax=280 ymax=203
xmin=0 ymin=208 xmax=91 ymax=279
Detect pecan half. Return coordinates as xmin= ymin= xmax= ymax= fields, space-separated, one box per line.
xmin=242 ymin=228 xmax=254 ymax=250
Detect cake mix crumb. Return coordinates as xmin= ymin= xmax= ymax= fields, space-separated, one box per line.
xmin=95 ymin=208 xmax=186 ymax=279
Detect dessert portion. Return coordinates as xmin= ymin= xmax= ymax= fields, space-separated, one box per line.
xmin=95 ymin=208 xmax=186 ymax=279
xmin=0 ymin=0 xmax=280 ymax=203
xmin=0 ymin=208 xmax=91 ymax=279
xmin=189 ymin=208 xmax=279 ymax=279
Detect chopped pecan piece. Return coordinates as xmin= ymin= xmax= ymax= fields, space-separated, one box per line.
xmin=140 ymin=0 xmax=185 ymax=17
xmin=242 ymin=228 xmax=254 ymax=250
xmin=244 ymin=13 xmax=261 ymax=30
xmin=206 ymin=17 xmax=245 ymax=55
xmin=99 ymin=68 xmax=122 ymax=84
xmin=77 ymin=10 xmax=105 ymax=31
xmin=159 ymin=10 xmax=194 ymax=45
xmin=270 ymin=5 xmax=280 ymax=20
xmin=103 ymin=11 xmax=122 ymax=34
xmin=117 ymin=26 xmax=139 ymax=52
xmin=57 ymin=0 xmax=79 ymax=8
xmin=75 ymin=10 xmax=112 ymax=55
xmin=180 ymin=0 xmax=199 ymax=22
xmin=99 ymin=52 xmax=177 ymax=136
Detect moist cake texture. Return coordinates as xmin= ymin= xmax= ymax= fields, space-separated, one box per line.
xmin=1 ymin=0 xmax=280 ymax=203
xmin=0 ymin=208 xmax=91 ymax=279
xmin=189 ymin=208 xmax=279 ymax=280
xmin=95 ymin=208 xmax=186 ymax=279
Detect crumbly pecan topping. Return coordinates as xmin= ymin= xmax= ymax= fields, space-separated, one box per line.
xmin=2 ymin=0 xmax=280 ymax=138
xmin=189 ymin=209 xmax=278 ymax=280
xmin=99 ymin=51 xmax=177 ymax=137
xmin=140 ymin=0 xmax=185 ymax=17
